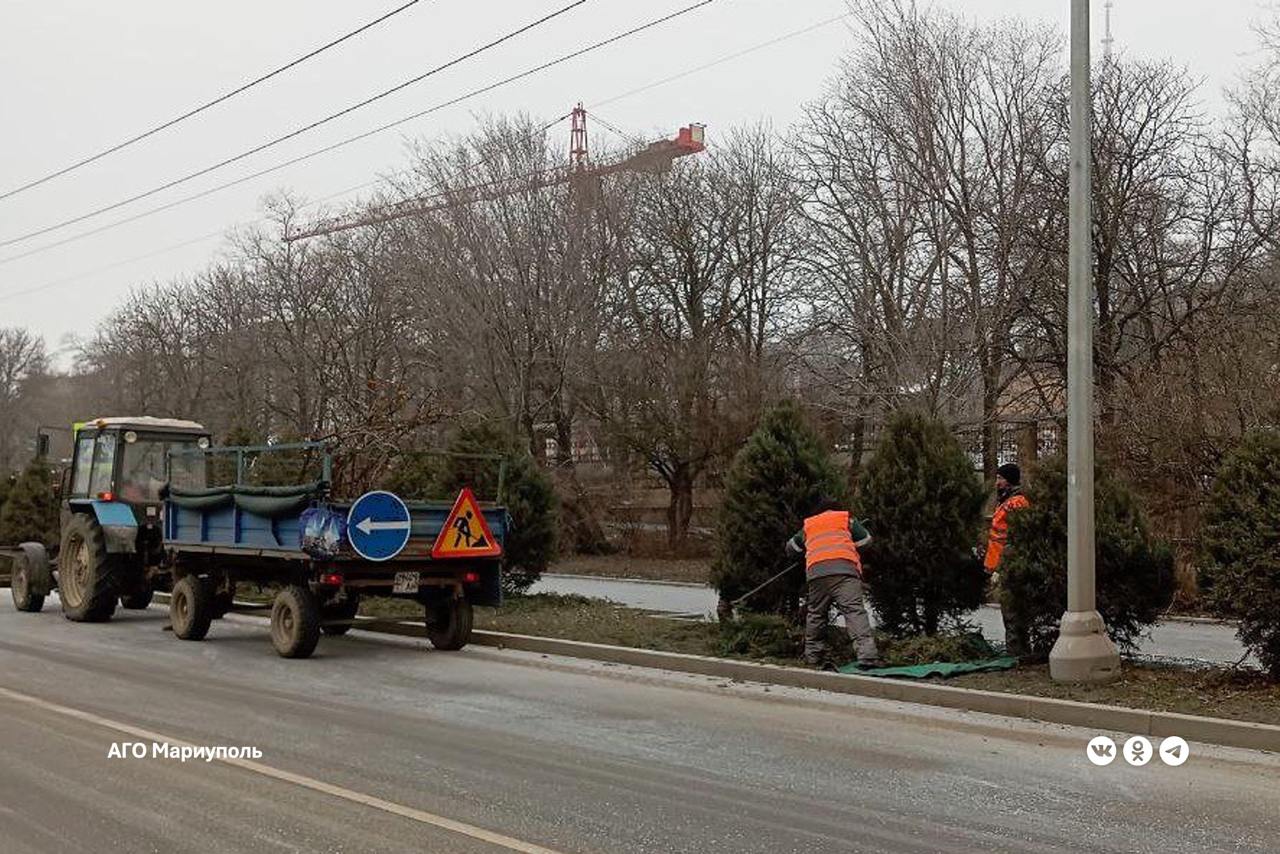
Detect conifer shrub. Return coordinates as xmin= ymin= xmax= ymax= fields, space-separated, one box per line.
xmin=1001 ymin=455 xmax=1175 ymax=657
xmin=710 ymin=401 xmax=846 ymax=615
xmin=858 ymin=411 xmax=988 ymax=636
xmin=389 ymin=422 xmax=558 ymax=595
xmin=1200 ymin=429 xmax=1280 ymax=678
xmin=0 ymin=459 xmax=59 ymax=549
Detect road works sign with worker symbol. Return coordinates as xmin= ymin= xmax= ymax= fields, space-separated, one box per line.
xmin=432 ymin=487 xmax=501 ymax=559
xmin=347 ymin=490 xmax=412 ymax=562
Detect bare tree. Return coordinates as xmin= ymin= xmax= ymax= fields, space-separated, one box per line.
xmin=798 ymin=2 xmax=1066 ymax=476
xmin=796 ymin=2 xmax=967 ymax=463
xmin=585 ymin=130 xmax=799 ymax=548
xmin=1016 ymin=60 xmax=1261 ymax=428
xmin=389 ymin=115 xmax=624 ymax=462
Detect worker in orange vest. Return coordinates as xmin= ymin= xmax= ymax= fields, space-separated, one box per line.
xmin=985 ymin=463 xmax=1030 ymax=655
xmin=785 ymin=497 xmax=885 ymax=670
xmin=985 ymin=463 xmax=1029 ymax=573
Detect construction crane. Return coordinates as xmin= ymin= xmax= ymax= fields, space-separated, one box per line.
xmin=285 ymin=104 xmax=706 ymax=242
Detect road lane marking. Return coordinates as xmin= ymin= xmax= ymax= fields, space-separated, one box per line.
xmin=0 ymin=685 xmax=565 ymax=854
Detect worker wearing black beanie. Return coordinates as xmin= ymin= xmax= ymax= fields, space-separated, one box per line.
xmin=996 ymin=463 xmax=1021 ymax=492
xmin=986 ymin=462 xmax=1030 ymax=656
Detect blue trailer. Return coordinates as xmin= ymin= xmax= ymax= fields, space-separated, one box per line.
xmin=7 ymin=418 xmax=507 ymax=659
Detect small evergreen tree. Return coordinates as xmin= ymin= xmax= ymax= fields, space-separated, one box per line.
xmin=382 ymin=452 xmax=446 ymax=501
xmin=1200 ymin=429 xmax=1280 ymax=678
xmin=0 ymin=459 xmax=59 ymax=549
xmin=858 ymin=411 xmax=988 ymax=636
xmin=394 ymin=422 xmax=558 ymax=595
xmin=1001 ymin=455 xmax=1175 ymax=657
xmin=711 ymin=401 xmax=846 ymax=615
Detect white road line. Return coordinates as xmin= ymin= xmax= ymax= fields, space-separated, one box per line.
xmin=0 ymin=685 xmax=565 ymax=854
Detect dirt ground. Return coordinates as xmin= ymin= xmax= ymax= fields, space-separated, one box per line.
xmin=950 ymin=663 xmax=1280 ymax=726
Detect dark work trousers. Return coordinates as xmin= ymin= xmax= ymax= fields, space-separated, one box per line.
xmin=1001 ymin=595 xmax=1030 ymax=658
xmin=805 ymin=574 xmax=879 ymax=665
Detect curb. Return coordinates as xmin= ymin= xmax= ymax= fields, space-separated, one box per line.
xmin=149 ymin=593 xmax=1275 ymax=754
xmin=202 ymin=597 xmax=1278 ymax=754
xmin=464 ymin=631 xmax=1278 ymax=753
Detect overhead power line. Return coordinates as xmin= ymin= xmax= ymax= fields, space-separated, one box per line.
xmin=0 ymin=0 xmax=430 ymax=203
xmin=0 ymin=172 xmax=416 ymax=304
xmin=2 ymin=0 xmax=840 ymax=299
xmin=3 ymin=3 xmax=837 ymax=304
xmin=0 ymin=117 xmax=576 ymax=304
xmin=0 ymin=0 xmax=717 ymax=268
xmin=590 ymin=11 xmax=850 ymax=111
xmin=0 ymin=0 xmax=595 ymax=250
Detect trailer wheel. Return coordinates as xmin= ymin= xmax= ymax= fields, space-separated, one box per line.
xmin=170 ymin=575 xmax=213 ymax=640
xmin=271 ymin=585 xmax=320 ymax=659
xmin=120 ymin=588 xmax=154 ymax=610
xmin=321 ymin=591 xmax=360 ymax=636
xmin=58 ymin=514 xmax=121 ymax=622
xmin=425 ymin=597 xmax=473 ymax=651
xmin=10 ymin=543 xmax=48 ymax=613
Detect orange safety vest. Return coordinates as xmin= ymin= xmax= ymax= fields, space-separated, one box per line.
xmin=984 ymin=493 xmax=1029 ymax=572
xmin=803 ymin=510 xmax=862 ymax=575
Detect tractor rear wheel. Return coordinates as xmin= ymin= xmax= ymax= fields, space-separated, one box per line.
xmin=425 ymin=597 xmax=473 ymax=651
xmin=58 ymin=515 xmax=121 ymax=622
xmin=170 ymin=575 xmax=213 ymax=640
xmin=320 ymin=591 xmax=360 ymax=636
xmin=270 ymin=585 xmax=320 ymax=659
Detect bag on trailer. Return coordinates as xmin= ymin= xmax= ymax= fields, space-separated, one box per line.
xmin=300 ymin=506 xmax=346 ymax=559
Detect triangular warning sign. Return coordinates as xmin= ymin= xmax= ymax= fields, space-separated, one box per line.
xmin=432 ymin=487 xmax=502 ymax=559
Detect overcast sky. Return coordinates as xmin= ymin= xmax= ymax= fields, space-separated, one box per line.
xmin=0 ymin=0 xmax=1269 ymax=360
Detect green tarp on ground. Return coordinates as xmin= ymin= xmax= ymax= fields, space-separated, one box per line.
xmin=838 ymin=657 xmax=1018 ymax=679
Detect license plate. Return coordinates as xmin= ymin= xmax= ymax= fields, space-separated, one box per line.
xmin=392 ymin=571 xmax=419 ymax=594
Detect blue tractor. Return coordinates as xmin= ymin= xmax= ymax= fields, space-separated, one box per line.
xmin=7 ymin=417 xmax=507 ymax=659
xmin=9 ymin=417 xmax=213 ymax=621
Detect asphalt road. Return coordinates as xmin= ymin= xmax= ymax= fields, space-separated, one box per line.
xmin=1 ymin=596 xmax=1278 ymax=854
xmin=532 ymin=574 xmax=1254 ymax=666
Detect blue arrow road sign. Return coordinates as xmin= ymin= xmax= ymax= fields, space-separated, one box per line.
xmin=346 ymin=490 xmax=411 ymax=562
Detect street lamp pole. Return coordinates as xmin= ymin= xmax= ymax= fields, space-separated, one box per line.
xmin=1049 ymin=0 xmax=1121 ymax=683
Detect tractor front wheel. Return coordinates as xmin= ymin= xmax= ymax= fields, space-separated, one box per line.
xmin=120 ymin=587 xmax=155 ymax=610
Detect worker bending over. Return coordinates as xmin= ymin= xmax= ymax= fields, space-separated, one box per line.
xmin=786 ymin=497 xmax=885 ymax=670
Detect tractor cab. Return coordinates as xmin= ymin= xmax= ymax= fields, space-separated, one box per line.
xmin=63 ymin=417 xmax=211 ymax=556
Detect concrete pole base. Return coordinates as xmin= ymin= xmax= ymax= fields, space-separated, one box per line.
xmin=1049 ymin=609 xmax=1121 ymax=683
